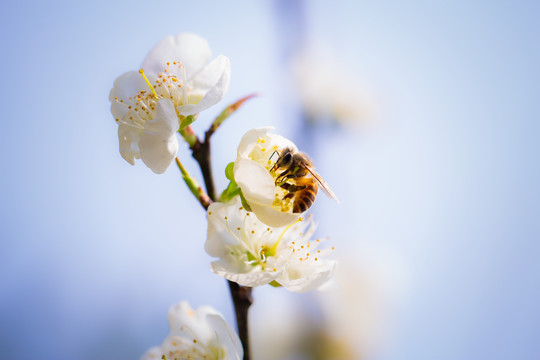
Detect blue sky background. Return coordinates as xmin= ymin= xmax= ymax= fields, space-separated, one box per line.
xmin=1 ymin=0 xmax=539 ymax=359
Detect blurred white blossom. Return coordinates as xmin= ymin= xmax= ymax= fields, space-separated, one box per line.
xmin=141 ymin=301 xmax=242 ymax=360
xmin=205 ymin=196 xmax=336 ymax=292
xmin=110 ymin=33 xmax=230 ymax=173
xmin=291 ymin=50 xmax=375 ymax=126
xmin=233 ymin=127 xmax=303 ymax=227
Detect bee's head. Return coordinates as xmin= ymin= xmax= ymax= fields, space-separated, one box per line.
xmin=271 ymin=147 xmax=294 ymax=171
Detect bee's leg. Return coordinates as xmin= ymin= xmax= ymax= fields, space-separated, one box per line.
xmin=283 ymin=193 xmax=295 ymax=200
xmin=276 ymin=169 xmax=291 ymax=184
xmin=285 ymin=169 xmax=308 ymax=180
xmin=279 ymin=183 xmax=295 ymax=200
xmin=279 ymin=183 xmax=307 ymax=201
xmin=279 ymin=182 xmax=293 ymax=191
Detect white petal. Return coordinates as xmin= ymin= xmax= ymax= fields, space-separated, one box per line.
xmin=205 ymin=220 xmax=240 ymax=258
xmin=189 ymin=55 xmax=231 ymax=92
xmin=140 ymin=346 xmax=162 ymax=360
xmin=138 ymin=99 xmax=179 ymax=174
xmin=117 ymin=123 xmax=140 ymax=165
xmin=236 ymin=127 xmax=297 ymax=158
xmin=233 ymin=158 xmax=275 ymax=205
xmin=109 ymin=71 xmax=149 ymax=101
xmin=206 ymin=314 xmax=244 ymax=360
xmin=141 ymin=33 xmax=212 ymax=78
xmin=210 ymin=260 xmax=278 ymax=287
xmin=249 ymin=202 xmax=301 ymax=228
xmin=168 ymin=302 xmax=217 ymax=342
xmin=205 ymin=198 xmax=246 ymax=257
xmin=177 ymin=55 xmax=231 ymax=116
xmin=109 ymin=71 xmax=151 ymax=119
xmin=144 ymin=99 xmax=179 ymax=133
xmin=144 ymin=301 xmax=242 ymax=360
xmin=139 ymin=132 xmax=178 ymax=174
xmin=236 ymin=127 xmax=273 ymax=157
xmin=280 ymin=260 xmax=337 ymax=293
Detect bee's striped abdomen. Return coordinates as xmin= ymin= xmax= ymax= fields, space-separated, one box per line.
xmin=293 ymin=179 xmax=318 ymax=213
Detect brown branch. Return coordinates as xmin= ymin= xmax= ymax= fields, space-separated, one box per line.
xmin=228 ymin=281 xmax=253 ymax=360
xmin=190 ymin=133 xmax=217 ymax=202
xmin=187 ymin=122 xmax=253 ymax=360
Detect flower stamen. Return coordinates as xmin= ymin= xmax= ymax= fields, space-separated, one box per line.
xmin=269 ymin=217 xmax=303 ymax=255
xmin=139 ymin=69 xmax=159 ymax=99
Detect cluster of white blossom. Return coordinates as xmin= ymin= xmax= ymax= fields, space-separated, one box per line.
xmin=142 ymin=302 xmax=243 ymax=360
xmin=110 ymin=33 xmax=337 ymax=360
xmin=110 ymin=33 xmax=230 ymax=174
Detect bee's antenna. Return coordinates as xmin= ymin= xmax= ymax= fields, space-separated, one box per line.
xmin=269 ymin=150 xmax=280 ymax=171
xmin=268 ymin=150 xmax=280 ymax=162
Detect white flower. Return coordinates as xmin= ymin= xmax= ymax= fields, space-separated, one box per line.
xmin=141 ymin=301 xmax=242 ymax=360
xmin=110 ymin=33 xmax=231 ymax=173
xmin=205 ymin=196 xmax=336 ymax=292
xmin=291 ymin=50 xmax=375 ymax=126
xmin=233 ymin=127 xmax=303 ymax=227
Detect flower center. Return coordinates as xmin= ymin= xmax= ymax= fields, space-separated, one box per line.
xmin=161 ymin=324 xmax=226 ymax=360
xmin=151 ymin=62 xmax=188 ymax=109
xmin=248 ymin=137 xmax=295 ymax=213
xmin=113 ymin=63 xmax=188 ymax=128
xmin=224 ymin=209 xmax=305 ymax=272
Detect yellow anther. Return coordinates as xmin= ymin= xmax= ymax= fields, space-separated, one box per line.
xmin=139 ymin=69 xmax=158 ymax=99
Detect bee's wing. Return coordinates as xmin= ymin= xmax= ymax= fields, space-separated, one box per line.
xmin=306 ymin=167 xmax=340 ymax=203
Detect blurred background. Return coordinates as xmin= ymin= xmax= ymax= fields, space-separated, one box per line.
xmin=1 ymin=0 xmax=539 ymax=359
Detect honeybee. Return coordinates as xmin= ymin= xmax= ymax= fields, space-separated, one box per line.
xmin=270 ymin=147 xmax=339 ymax=213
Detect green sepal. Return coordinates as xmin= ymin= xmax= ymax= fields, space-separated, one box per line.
xmin=268 ymin=280 xmax=282 ymax=288
xmin=225 ymin=162 xmax=235 ymax=182
xmin=179 ymin=114 xmax=197 ymax=131
xmin=218 ymin=162 xmax=252 ymax=211
xmin=219 ymin=162 xmax=239 ymax=203
xmin=219 ymin=181 xmax=240 ymax=203
xmin=238 ymin=189 xmax=252 ymax=212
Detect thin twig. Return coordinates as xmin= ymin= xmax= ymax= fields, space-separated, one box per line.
xmin=175 ymin=157 xmax=212 ymax=210
xmin=207 ymin=93 xmax=259 ymax=139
